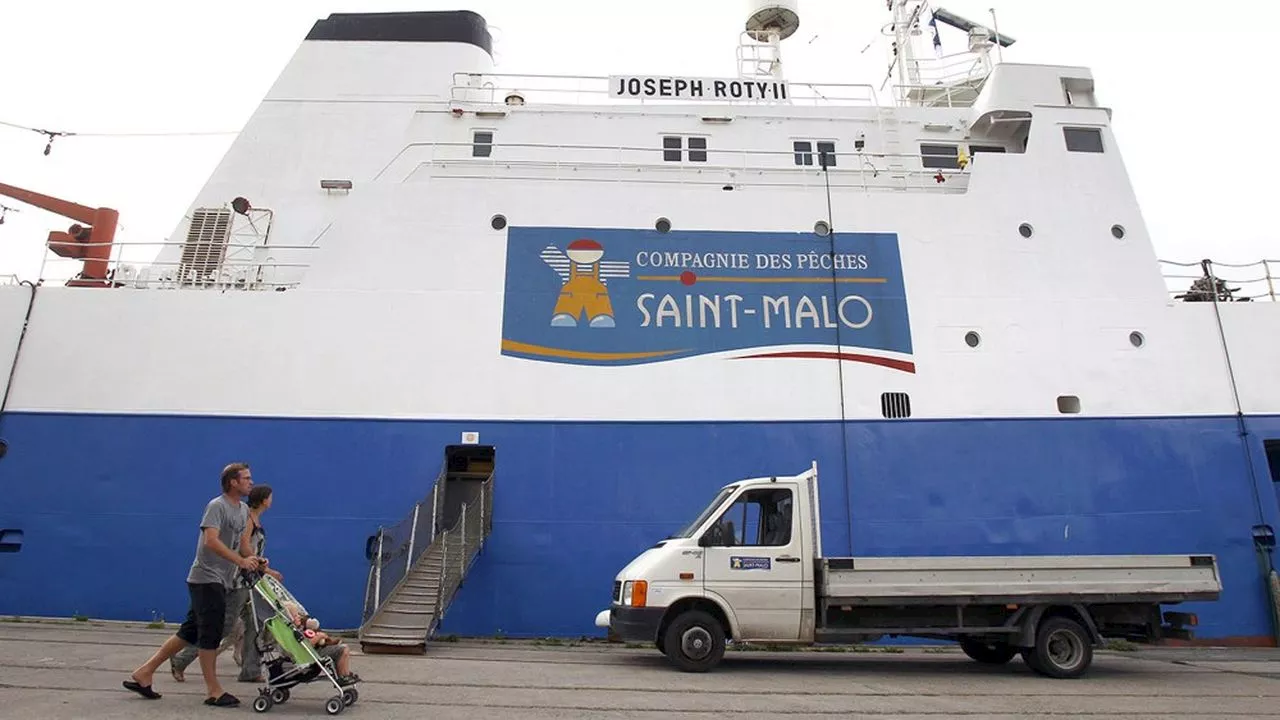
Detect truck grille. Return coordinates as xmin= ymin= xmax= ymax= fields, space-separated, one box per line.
xmin=613 ymin=581 xmax=622 ymax=603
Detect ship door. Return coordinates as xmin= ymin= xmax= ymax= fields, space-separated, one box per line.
xmin=435 ymin=444 xmax=495 ymax=536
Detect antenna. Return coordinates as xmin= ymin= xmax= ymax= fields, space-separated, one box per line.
xmin=739 ymin=0 xmax=800 ymax=81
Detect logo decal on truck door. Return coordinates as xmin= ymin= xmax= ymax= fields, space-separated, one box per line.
xmin=730 ymin=556 xmax=772 ymax=570
xmin=500 ymin=226 xmax=914 ymax=371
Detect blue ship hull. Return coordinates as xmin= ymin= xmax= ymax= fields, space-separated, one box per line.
xmin=1 ymin=410 xmax=1277 ymax=643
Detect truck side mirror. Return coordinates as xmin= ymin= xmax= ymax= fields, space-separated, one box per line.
xmin=698 ymin=533 xmax=713 ymax=547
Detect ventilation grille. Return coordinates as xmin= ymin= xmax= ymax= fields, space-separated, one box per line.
xmin=179 ymin=209 xmax=233 ymax=283
xmin=880 ymin=392 xmax=911 ymax=419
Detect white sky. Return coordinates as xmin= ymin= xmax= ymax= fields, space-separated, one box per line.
xmin=1 ymin=1 xmax=1276 ymax=291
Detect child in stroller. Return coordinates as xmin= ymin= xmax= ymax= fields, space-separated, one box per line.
xmin=243 ymin=569 xmax=362 ymax=715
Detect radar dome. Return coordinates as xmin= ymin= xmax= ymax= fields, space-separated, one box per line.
xmin=745 ymin=0 xmax=800 ymax=42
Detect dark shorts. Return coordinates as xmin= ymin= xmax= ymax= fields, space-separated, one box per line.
xmin=176 ymin=582 xmax=227 ymax=651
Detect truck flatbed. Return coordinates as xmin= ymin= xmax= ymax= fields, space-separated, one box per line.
xmin=820 ymin=554 xmax=1222 ymax=605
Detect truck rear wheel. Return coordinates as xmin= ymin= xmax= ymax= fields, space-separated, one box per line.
xmin=661 ymin=610 xmax=725 ymax=673
xmin=1025 ymin=616 xmax=1093 ymax=679
xmin=959 ymin=639 xmax=1017 ymax=664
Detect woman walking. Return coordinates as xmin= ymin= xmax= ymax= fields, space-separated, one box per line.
xmin=235 ymin=484 xmax=279 ymax=682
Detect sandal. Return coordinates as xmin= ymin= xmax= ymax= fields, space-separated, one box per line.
xmin=204 ymin=693 xmax=240 ymax=707
xmin=122 ymin=678 xmax=162 ymax=699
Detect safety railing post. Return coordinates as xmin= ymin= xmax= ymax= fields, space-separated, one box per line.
xmin=437 ymin=532 xmax=448 ymax=624
xmin=374 ymin=531 xmax=384 ymax=608
xmin=430 ymin=483 xmax=439 ymax=542
xmin=406 ymin=505 xmax=420 ymax=576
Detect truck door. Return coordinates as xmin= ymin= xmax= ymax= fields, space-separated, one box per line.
xmin=699 ymin=484 xmax=802 ymax=641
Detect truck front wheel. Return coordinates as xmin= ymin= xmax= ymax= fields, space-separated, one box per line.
xmin=661 ymin=610 xmax=725 ymax=673
xmin=1025 ymin=616 xmax=1093 ymax=679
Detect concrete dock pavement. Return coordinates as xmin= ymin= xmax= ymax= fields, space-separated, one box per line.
xmin=1 ymin=619 xmax=1279 ymax=718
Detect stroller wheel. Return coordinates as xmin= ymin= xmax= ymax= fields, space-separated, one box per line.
xmin=325 ymin=695 xmax=345 ymax=715
xmin=252 ymin=694 xmax=273 ymax=713
xmin=342 ymin=687 xmax=359 ymax=706
xmin=270 ymin=688 xmax=290 ymax=704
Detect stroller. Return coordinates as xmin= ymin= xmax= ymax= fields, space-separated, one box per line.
xmin=242 ymin=569 xmax=361 ymax=715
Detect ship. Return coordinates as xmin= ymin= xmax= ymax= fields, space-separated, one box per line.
xmin=1 ymin=1 xmax=1278 ymax=651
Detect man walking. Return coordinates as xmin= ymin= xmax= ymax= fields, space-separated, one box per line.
xmin=123 ymin=462 xmax=261 ymax=707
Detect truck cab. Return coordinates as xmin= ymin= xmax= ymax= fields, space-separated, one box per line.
xmin=599 ymin=463 xmax=822 ymax=669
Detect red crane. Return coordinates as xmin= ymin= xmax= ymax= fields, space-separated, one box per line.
xmin=0 ymin=181 xmax=119 ymax=287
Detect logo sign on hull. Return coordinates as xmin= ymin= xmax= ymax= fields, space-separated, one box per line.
xmin=609 ymin=75 xmax=790 ymax=102
xmin=500 ymin=227 xmax=914 ymax=372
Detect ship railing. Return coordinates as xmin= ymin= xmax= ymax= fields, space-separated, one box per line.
xmin=906 ymin=51 xmax=994 ymax=87
xmin=33 ymin=239 xmax=321 ymax=291
xmin=376 ymin=141 xmax=978 ymax=194
xmin=893 ymin=53 xmax=993 ymax=109
xmin=1160 ymin=258 xmax=1278 ymax=303
xmin=893 ymin=79 xmax=988 ymax=108
xmin=449 ymin=71 xmax=881 ymax=108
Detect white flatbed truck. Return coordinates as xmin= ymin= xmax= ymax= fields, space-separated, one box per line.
xmin=595 ymin=462 xmax=1222 ymax=678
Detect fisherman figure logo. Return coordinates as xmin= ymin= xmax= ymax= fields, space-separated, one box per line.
xmin=540 ymin=239 xmax=631 ymax=328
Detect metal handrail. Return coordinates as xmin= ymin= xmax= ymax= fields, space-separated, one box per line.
xmin=360 ymin=466 xmax=445 ymax=626
xmin=373 ymin=139 xmax=987 ymax=193
xmin=34 ymin=239 xmax=321 ymax=291
xmin=431 ymin=476 xmax=493 ymax=633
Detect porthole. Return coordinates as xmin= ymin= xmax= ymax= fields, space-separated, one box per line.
xmin=814 ymin=220 xmax=831 ymax=237
xmin=1018 ymin=223 xmax=1034 ymax=238
xmin=1129 ymin=331 xmax=1144 ymax=348
xmin=655 ymin=217 xmax=672 ymax=233
xmin=964 ymin=331 xmax=981 ymax=348
xmin=1111 ymin=224 xmax=1126 ymax=239
xmin=490 ymin=214 xmax=507 ymax=230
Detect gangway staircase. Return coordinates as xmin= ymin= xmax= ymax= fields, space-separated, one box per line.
xmin=358 ymin=445 xmax=494 ymax=653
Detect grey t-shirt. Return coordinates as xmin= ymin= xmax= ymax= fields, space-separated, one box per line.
xmin=187 ymin=495 xmax=249 ymax=588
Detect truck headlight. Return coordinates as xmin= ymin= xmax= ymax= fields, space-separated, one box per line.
xmin=622 ymin=580 xmax=648 ymax=607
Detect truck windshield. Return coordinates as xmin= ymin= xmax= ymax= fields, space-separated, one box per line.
xmin=671 ymin=486 xmax=737 ymax=539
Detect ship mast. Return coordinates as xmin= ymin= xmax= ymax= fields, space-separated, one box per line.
xmin=889 ymin=0 xmax=926 ymax=92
